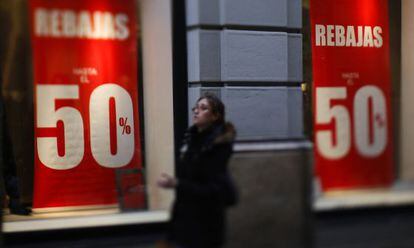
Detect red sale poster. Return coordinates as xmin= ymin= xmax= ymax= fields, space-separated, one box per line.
xmin=29 ymin=0 xmax=143 ymax=208
xmin=310 ymin=0 xmax=393 ymax=190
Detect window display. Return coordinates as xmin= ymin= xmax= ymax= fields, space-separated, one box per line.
xmin=0 ymin=0 xmax=162 ymax=228
xmin=310 ymin=0 xmax=393 ymax=190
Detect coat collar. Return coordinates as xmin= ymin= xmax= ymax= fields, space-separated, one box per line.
xmin=185 ymin=122 xmax=236 ymax=145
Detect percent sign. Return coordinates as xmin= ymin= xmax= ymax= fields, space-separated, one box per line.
xmin=119 ymin=117 xmax=131 ymax=135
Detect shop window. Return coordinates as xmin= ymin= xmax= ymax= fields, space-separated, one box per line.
xmin=0 ymin=0 xmax=175 ymax=232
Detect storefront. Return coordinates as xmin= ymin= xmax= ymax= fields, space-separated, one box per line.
xmin=1 ymin=0 xmax=309 ymax=238
xmin=1 ymin=0 xmax=413 ymax=245
xmin=0 ymin=0 xmax=178 ymax=232
xmin=305 ymin=0 xmax=414 ymax=211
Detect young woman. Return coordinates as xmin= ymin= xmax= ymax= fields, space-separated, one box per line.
xmin=158 ymin=93 xmax=237 ymax=248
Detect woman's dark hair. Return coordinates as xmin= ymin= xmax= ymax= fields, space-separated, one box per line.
xmin=197 ymin=93 xmax=225 ymax=125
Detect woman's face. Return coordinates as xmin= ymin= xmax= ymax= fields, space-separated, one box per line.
xmin=192 ymin=98 xmax=218 ymax=130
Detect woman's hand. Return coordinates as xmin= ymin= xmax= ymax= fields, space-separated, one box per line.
xmin=157 ymin=173 xmax=178 ymax=189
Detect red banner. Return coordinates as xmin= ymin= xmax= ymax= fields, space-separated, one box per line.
xmin=30 ymin=0 xmax=143 ymax=208
xmin=310 ymin=0 xmax=393 ymax=190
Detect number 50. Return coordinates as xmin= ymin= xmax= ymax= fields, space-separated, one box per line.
xmin=316 ymin=85 xmax=387 ymax=159
xmin=36 ymin=84 xmax=135 ymax=170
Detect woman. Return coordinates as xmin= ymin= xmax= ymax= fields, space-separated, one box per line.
xmin=158 ymin=93 xmax=237 ymax=248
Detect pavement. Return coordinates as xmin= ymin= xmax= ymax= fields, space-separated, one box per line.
xmin=315 ymin=206 xmax=414 ymax=248
xmin=4 ymin=205 xmax=414 ymax=248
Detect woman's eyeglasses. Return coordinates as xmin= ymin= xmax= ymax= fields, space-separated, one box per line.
xmin=192 ymin=105 xmax=210 ymax=112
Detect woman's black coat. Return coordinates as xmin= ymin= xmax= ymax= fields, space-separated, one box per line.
xmin=168 ymin=123 xmax=237 ymax=248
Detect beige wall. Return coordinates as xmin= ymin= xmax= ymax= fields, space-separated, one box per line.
xmin=400 ymin=0 xmax=414 ymax=180
xmin=140 ymin=0 xmax=175 ymax=210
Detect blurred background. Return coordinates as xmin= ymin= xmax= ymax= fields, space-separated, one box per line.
xmin=1 ymin=0 xmax=414 ymax=247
